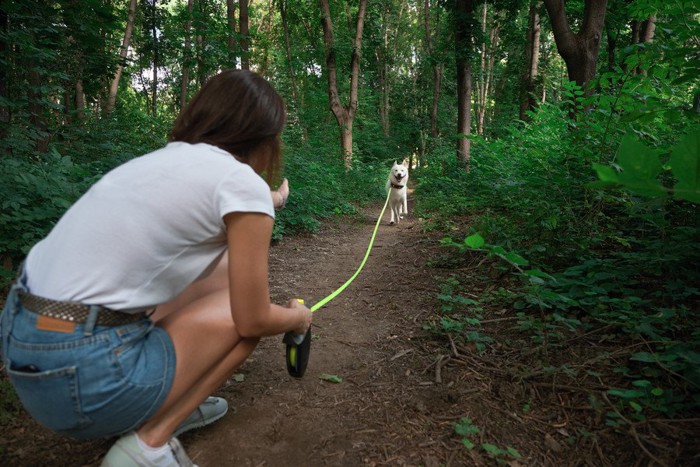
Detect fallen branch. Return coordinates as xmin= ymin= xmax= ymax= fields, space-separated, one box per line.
xmin=435 ymin=355 xmax=450 ymax=383
xmin=602 ymin=393 xmax=668 ymax=467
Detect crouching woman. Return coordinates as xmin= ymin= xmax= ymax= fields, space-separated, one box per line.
xmin=0 ymin=69 xmax=311 ymax=466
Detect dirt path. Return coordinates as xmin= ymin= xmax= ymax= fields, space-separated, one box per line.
xmin=3 ymin=198 xmax=695 ymax=466
xmin=187 ymin=201 xmax=450 ymax=466
xmin=2 ymin=200 xmax=461 ymax=466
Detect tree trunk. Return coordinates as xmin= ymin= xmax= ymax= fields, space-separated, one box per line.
xmin=28 ymin=68 xmax=49 ymax=152
xmin=484 ymin=25 xmax=499 ymax=129
xmin=239 ymin=0 xmax=249 ymax=70
xmin=424 ymin=0 xmax=443 ymax=139
xmin=148 ymin=0 xmax=158 ymax=117
xmin=257 ymin=0 xmax=275 ymax=76
xmin=519 ymin=1 xmax=541 ymax=121
xmin=0 ymin=8 xmax=7 ymax=147
xmin=319 ymin=0 xmax=368 ymax=168
xmin=542 ymin=0 xmax=607 ymax=92
xmin=106 ymin=0 xmax=137 ymax=115
xmin=455 ymin=0 xmax=474 ymax=169
xmin=606 ymin=24 xmax=617 ymax=71
xmin=75 ymin=79 xmax=85 ymax=121
xmin=227 ymin=0 xmax=237 ymax=67
xmin=631 ymin=15 xmax=656 ymax=75
xmin=378 ymin=58 xmax=388 ymax=135
xmin=280 ymin=0 xmax=303 ymax=139
xmin=378 ymin=3 xmax=405 ymax=137
xmin=475 ymin=2 xmax=487 ymax=135
xmin=180 ymin=0 xmax=193 ymax=109
xmin=431 ymin=64 xmax=443 ymax=138
xmin=640 ymin=16 xmax=656 ymax=43
xmin=475 ymin=2 xmax=499 ymax=135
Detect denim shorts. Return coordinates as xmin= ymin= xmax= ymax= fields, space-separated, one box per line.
xmin=0 ymin=275 xmax=176 ymax=439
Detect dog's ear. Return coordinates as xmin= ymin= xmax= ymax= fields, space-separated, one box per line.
xmin=393 ymin=160 xmax=398 ymax=166
xmin=402 ymin=160 xmax=408 ymax=167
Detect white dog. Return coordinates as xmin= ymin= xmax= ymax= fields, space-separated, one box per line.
xmin=386 ymin=160 xmax=409 ymax=225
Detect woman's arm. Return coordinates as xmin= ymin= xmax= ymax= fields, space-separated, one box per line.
xmin=270 ymin=178 xmax=289 ymax=209
xmin=224 ymin=211 xmax=311 ymax=337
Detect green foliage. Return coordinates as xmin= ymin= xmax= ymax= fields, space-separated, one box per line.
xmin=422 ymin=275 xmax=493 ymax=352
xmin=272 ymin=137 xmax=386 ymax=241
xmin=454 ymin=417 xmax=522 ymax=463
xmin=418 ymin=55 xmax=699 ymax=420
xmin=0 ymin=378 xmax=22 ymax=425
xmin=0 ymin=151 xmax=96 ymax=265
xmin=592 ymin=130 xmax=700 ymax=202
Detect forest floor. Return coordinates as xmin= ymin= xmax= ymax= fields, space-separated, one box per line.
xmin=1 ymin=192 xmax=697 ymax=466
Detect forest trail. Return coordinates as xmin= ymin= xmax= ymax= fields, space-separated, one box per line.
xmin=189 ymin=196 xmax=453 ymax=466
xmin=4 ymin=195 xmax=474 ymax=466
xmin=4 ymin=194 xmax=692 ymax=466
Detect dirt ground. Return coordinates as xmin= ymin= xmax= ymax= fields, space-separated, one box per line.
xmin=1 ymin=195 xmax=698 ymax=466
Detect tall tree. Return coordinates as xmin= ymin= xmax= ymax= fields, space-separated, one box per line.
xmin=376 ymin=2 xmax=405 ymax=136
xmin=239 ymin=0 xmax=249 ymax=70
xmin=519 ymin=0 xmax=542 ymax=120
xmin=0 ymin=6 xmax=7 ymax=145
xmin=543 ymin=0 xmax=608 ymax=92
xmin=107 ymin=0 xmax=137 ymax=115
xmin=180 ymin=0 xmax=193 ymax=109
xmin=475 ymin=2 xmax=500 ymax=135
xmin=319 ymin=0 xmax=368 ymax=167
xmin=424 ymin=0 xmax=444 ymax=139
xmin=630 ymin=14 xmax=656 ymax=75
xmin=227 ymin=0 xmax=237 ymax=67
xmin=279 ymin=0 xmax=301 ymax=120
xmin=455 ymin=0 xmax=474 ymax=168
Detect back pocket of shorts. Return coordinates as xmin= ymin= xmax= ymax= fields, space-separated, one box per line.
xmin=7 ymin=361 xmax=91 ymax=432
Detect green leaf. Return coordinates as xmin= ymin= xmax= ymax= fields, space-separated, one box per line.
xmin=506 ymin=447 xmax=522 ymax=458
xmin=524 ymin=268 xmax=554 ymax=280
xmin=615 ymin=135 xmax=666 ymax=197
xmin=630 ymin=351 xmax=657 ymax=363
xmin=504 ymin=251 xmax=529 ymax=266
xmin=592 ymin=163 xmax=619 ymax=183
xmin=462 ymin=438 xmax=475 ymax=449
xmin=464 ymin=233 xmax=485 ymax=249
xmin=632 ymin=379 xmax=651 ymax=388
xmin=232 ymin=373 xmax=246 ymax=383
xmin=319 ymin=374 xmax=342 ymax=383
xmin=481 ymin=443 xmax=503 ymax=455
xmin=669 ymin=130 xmax=700 ymax=203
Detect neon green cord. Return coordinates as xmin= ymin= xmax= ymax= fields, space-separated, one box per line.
xmin=310 ymin=190 xmax=392 ymax=312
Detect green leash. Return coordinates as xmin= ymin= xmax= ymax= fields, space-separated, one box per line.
xmin=284 ymin=190 xmax=392 ymax=377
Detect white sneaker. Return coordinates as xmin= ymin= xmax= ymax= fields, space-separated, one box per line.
xmin=101 ymin=432 xmax=197 ymax=467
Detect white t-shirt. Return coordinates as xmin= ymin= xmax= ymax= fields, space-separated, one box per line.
xmin=25 ymin=142 xmax=275 ymax=311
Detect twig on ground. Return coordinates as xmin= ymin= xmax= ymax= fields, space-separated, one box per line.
xmin=602 ymin=392 xmax=668 ymax=467
xmin=435 ymin=355 xmax=450 ymax=384
xmin=447 ymin=333 xmax=461 ymax=358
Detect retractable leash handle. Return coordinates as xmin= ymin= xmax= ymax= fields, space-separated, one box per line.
xmin=283 ymin=190 xmax=392 ymax=378
xmin=283 ymin=299 xmax=311 ymax=378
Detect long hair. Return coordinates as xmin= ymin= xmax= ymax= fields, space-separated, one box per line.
xmin=170 ymin=69 xmax=286 ymax=183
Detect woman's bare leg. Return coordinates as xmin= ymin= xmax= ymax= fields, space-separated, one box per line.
xmin=136 ymin=255 xmax=253 ymax=447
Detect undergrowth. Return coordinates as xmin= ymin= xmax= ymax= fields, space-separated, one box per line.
xmin=416 ymin=94 xmax=700 ymax=434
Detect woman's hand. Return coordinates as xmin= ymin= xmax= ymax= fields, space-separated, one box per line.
xmin=287 ymin=298 xmax=312 ymax=335
xmin=272 ymin=178 xmax=289 ymax=209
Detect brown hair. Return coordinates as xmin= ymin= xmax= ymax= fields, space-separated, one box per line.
xmin=170 ymin=69 xmax=286 ymax=183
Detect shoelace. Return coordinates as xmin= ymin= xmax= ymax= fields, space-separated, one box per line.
xmin=168 ymin=438 xmax=197 ymax=467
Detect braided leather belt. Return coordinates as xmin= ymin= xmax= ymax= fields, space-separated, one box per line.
xmin=18 ymin=291 xmax=147 ymax=327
